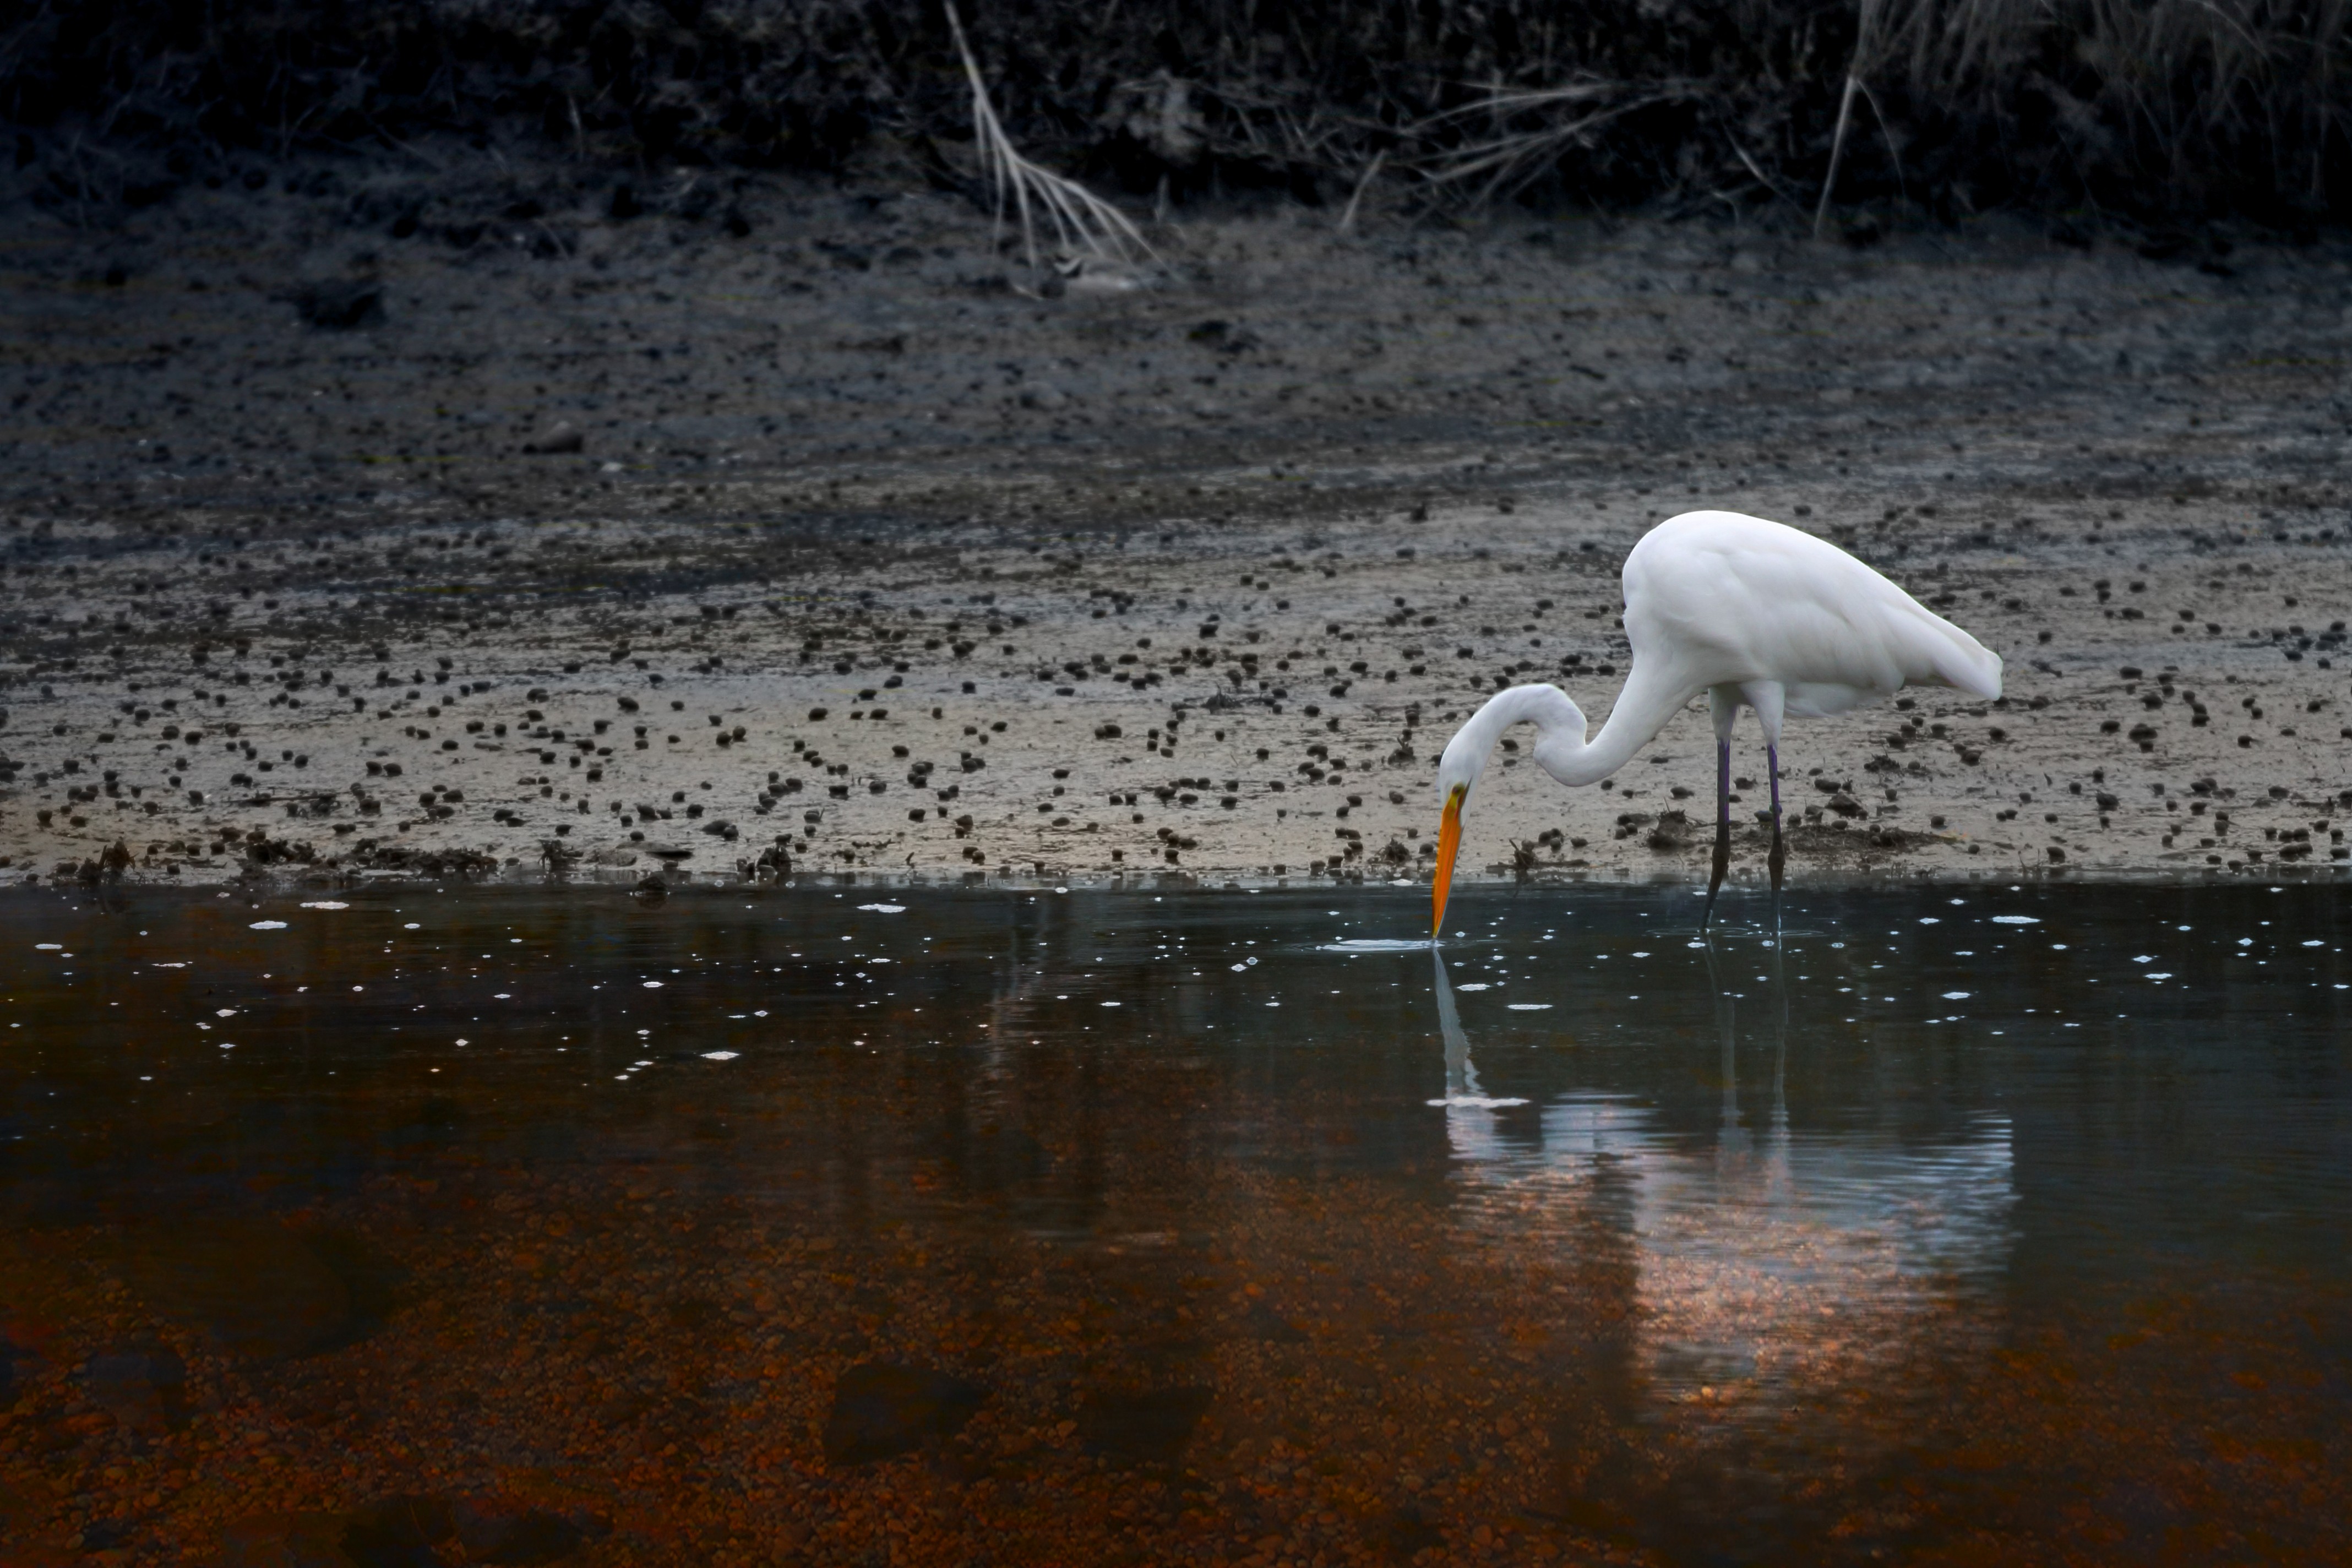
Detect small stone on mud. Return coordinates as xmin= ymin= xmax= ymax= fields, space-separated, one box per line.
xmin=286 ymin=279 xmax=384 ymax=330
xmin=80 ymin=1346 xmax=188 ymax=1433
xmin=450 ymin=1497 xmax=587 ymax=1564
xmin=339 ymin=1494 xmax=455 ymax=1565
xmin=1077 ymin=1385 xmax=1215 ymax=1465
xmin=115 ymin=1219 xmax=395 ymax=1358
xmin=1242 ymin=1300 xmax=1309 ymax=1342
xmin=824 ymin=1362 xmax=987 ymax=1466
xmin=214 ymin=1510 xmax=357 ymax=1567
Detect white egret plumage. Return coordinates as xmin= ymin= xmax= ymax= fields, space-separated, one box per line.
xmin=1430 ymin=510 xmax=2002 ymax=933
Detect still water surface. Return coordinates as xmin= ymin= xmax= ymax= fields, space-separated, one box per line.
xmin=2 ymin=881 xmax=2348 ymax=1565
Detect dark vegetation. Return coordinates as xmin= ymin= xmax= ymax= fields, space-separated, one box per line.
xmin=3 ymin=0 xmax=2346 ymax=231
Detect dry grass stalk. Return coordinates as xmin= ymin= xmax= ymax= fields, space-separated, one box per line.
xmin=943 ymin=1 xmax=1152 ymax=274
xmin=1338 ymin=148 xmax=1386 ymax=233
xmin=1815 ymin=0 xmax=1887 ymax=237
xmin=1413 ymin=81 xmax=1690 ymax=206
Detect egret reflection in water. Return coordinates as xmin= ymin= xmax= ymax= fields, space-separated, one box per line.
xmin=1429 ymin=939 xmax=2017 ymax=1437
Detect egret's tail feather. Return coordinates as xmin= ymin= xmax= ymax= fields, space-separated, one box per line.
xmin=1935 ymin=638 xmax=2003 ymax=701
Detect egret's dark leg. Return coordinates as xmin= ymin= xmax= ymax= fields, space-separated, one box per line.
xmin=1767 ymin=743 xmax=1787 ymax=933
xmin=1701 ymin=739 xmax=1731 ymax=928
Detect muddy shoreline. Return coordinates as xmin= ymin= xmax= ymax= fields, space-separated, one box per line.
xmin=3 ymin=156 xmax=2350 ymax=894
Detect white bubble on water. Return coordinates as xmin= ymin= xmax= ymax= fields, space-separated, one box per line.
xmin=299 ymin=901 xmax=349 ymax=910
xmin=249 ymin=920 xmax=287 ymax=930
xmin=858 ymin=903 xmax=907 ymax=914
xmin=1991 ymin=915 xmax=2039 ymax=924
xmin=702 ymin=1050 xmax=740 ymax=1061
xmin=1942 ymin=990 xmax=1971 ymax=1000
xmin=1506 ymin=1003 xmax=1553 ymax=1011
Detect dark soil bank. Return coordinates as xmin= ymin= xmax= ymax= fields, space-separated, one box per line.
xmin=2 ymin=156 xmax=2351 ymax=890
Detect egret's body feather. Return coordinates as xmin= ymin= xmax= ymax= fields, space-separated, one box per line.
xmin=1623 ymin=511 xmax=2001 ymax=718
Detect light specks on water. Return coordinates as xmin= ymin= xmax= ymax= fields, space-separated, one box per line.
xmin=6 ymin=883 xmax=2350 ymax=1564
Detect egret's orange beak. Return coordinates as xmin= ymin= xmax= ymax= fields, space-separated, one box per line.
xmin=1431 ymin=784 xmax=1465 ymax=938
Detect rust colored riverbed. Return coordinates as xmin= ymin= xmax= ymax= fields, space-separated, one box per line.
xmin=1 ymin=880 xmax=2347 ymax=1566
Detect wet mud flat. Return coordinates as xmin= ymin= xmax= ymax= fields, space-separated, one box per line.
xmin=2 ymin=166 xmax=2352 ymax=890
xmin=1 ymin=880 xmax=2348 ymax=1566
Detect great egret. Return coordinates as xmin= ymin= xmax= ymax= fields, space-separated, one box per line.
xmin=1430 ymin=510 xmax=2002 ymax=934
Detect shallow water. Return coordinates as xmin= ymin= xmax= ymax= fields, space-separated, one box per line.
xmin=3 ymin=880 xmax=2349 ymax=1565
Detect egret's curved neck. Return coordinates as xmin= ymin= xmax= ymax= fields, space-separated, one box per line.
xmin=1453 ymin=684 xmax=1575 ymax=776
xmin=1466 ymin=670 xmax=1694 ymax=789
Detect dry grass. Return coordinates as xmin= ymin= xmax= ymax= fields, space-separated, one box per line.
xmin=941 ymin=1 xmax=1152 ymax=276
xmin=1408 ymin=80 xmax=1707 ymax=208
xmin=3 ymin=0 xmax=2346 ymax=225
